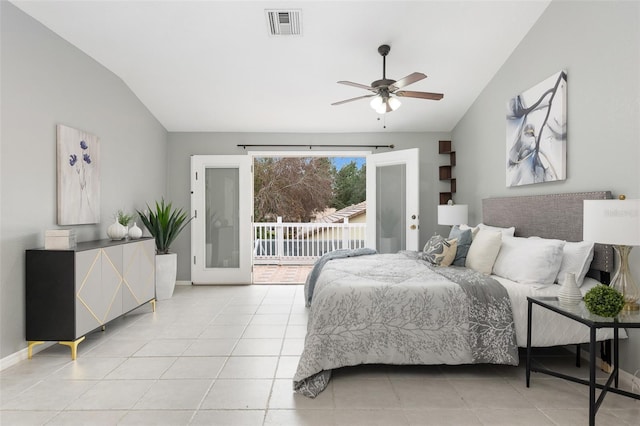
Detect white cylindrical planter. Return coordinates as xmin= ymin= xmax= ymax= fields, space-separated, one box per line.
xmin=155 ymin=253 xmax=177 ymax=300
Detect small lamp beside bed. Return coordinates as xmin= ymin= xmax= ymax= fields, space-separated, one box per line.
xmin=583 ymin=197 xmax=640 ymax=311
xmin=437 ymin=201 xmax=468 ymax=226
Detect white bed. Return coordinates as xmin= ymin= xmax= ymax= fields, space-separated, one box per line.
xmin=293 ymin=191 xmax=622 ymax=397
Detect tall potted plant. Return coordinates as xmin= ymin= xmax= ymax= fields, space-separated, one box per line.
xmin=137 ymin=199 xmax=192 ymax=300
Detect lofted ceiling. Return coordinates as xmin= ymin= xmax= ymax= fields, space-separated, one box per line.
xmin=11 ymin=0 xmax=551 ymax=133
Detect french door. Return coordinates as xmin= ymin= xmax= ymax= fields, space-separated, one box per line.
xmin=190 ymin=149 xmax=418 ymax=284
xmin=366 ymin=148 xmax=420 ymax=252
xmin=191 ymin=155 xmax=252 ymax=284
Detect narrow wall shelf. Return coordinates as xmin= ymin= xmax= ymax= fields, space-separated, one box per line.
xmin=438 ymin=140 xmax=456 ymax=205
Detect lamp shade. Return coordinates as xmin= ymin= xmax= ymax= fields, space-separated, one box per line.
xmin=583 ymin=199 xmax=640 ymax=246
xmin=438 ymin=204 xmax=468 ymax=226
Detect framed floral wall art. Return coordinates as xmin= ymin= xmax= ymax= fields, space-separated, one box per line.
xmin=57 ymin=124 xmax=100 ymax=224
xmin=506 ymin=71 xmax=567 ymax=187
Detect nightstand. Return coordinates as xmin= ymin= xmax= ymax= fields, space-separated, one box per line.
xmin=526 ymin=296 xmax=640 ymax=426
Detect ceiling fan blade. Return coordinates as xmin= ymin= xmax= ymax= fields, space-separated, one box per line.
xmin=337 ymin=81 xmax=376 ymax=91
xmin=389 ymin=72 xmax=427 ymax=91
xmin=331 ymin=94 xmax=376 ymax=106
xmin=395 ymin=90 xmax=444 ymax=101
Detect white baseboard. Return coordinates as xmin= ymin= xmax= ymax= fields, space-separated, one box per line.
xmin=176 ymin=280 xmax=191 ymax=286
xmin=579 ymin=347 xmax=638 ymax=389
xmin=618 ymin=366 xmax=640 ymax=391
xmin=0 ymin=342 xmax=55 ymax=372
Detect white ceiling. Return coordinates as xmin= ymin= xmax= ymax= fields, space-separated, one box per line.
xmin=12 ymin=0 xmax=551 ymax=133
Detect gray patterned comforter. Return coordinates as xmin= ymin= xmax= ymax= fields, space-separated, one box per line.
xmin=293 ymin=251 xmax=518 ymax=398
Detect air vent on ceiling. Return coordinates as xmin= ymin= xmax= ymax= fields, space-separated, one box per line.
xmin=266 ymin=10 xmax=302 ymax=36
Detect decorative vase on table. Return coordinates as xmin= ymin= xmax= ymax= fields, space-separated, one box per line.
xmin=106 ymin=220 xmax=127 ymax=240
xmin=128 ymin=222 xmax=143 ymax=240
xmin=558 ymin=273 xmax=582 ymax=307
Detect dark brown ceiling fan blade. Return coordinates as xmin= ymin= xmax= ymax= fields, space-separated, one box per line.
xmin=389 ymin=72 xmax=427 ymax=91
xmin=337 ymin=81 xmax=376 ymax=91
xmin=331 ymin=94 xmax=376 ymax=106
xmin=395 ymin=90 xmax=444 ymax=100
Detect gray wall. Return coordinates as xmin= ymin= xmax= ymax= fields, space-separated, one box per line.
xmin=0 ymin=2 xmax=168 ymax=358
xmin=452 ymin=1 xmax=640 ymax=373
xmin=166 ymin=132 xmax=451 ymax=281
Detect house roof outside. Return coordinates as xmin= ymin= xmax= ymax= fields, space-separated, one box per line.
xmin=314 ymin=201 xmax=366 ymax=224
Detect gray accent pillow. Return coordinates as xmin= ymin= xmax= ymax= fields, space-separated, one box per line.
xmin=448 ymin=226 xmax=473 ymax=267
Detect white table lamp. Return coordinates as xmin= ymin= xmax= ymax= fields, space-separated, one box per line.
xmin=583 ymin=197 xmax=640 ymax=311
xmin=438 ymin=203 xmax=469 ymax=226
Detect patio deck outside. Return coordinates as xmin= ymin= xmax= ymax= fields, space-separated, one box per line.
xmin=253 ymin=264 xmax=313 ymax=284
xmin=252 ymin=218 xmax=366 ymax=284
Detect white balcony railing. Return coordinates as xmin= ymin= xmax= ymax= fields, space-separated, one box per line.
xmin=253 ymin=217 xmax=366 ymax=265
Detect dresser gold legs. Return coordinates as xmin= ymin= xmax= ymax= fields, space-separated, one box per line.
xmin=27 ymin=298 xmax=156 ymax=361
xmin=27 ymin=341 xmax=44 ymax=359
xmin=59 ymin=336 xmax=86 ymax=360
xmin=28 ymin=336 xmax=85 ymax=360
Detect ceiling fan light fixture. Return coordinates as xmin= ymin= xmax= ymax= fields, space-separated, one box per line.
xmin=333 ymin=44 xmax=441 ymax=112
xmin=388 ymin=96 xmax=401 ymax=111
xmin=370 ymin=96 xmax=384 ymax=111
xmin=371 ymin=96 xmax=401 ymax=114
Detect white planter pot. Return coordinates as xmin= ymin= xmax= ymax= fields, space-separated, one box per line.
xmin=155 ymin=253 xmax=177 ymax=300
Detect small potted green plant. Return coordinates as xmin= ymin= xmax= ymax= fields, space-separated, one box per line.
xmin=584 ymin=285 xmax=625 ymax=318
xmin=116 ymin=209 xmax=134 ymax=228
xmin=106 ymin=209 xmax=133 ymax=240
xmin=137 ymin=199 xmax=192 ymax=299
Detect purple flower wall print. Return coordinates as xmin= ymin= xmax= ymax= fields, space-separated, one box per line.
xmin=57 ymin=124 xmax=101 ymax=224
xmin=506 ymin=71 xmax=567 ymax=187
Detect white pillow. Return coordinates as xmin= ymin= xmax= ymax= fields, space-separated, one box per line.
xmin=478 ymin=223 xmax=516 ymax=238
xmin=465 ymin=229 xmax=502 ymax=274
xmin=556 ymin=241 xmax=595 ymax=287
xmin=493 ymin=236 xmax=565 ymax=284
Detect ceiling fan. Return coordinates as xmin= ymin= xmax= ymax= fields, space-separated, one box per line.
xmin=332 ymin=44 xmax=444 ymax=114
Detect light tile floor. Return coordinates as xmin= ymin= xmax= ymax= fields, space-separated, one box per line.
xmin=1 ymin=284 xmax=638 ymax=425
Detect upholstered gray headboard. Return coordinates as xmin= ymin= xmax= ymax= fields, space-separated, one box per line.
xmin=482 ymin=191 xmax=614 ymax=279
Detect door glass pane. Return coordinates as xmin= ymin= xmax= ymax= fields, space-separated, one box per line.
xmin=205 ymin=168 xmax=239 ymax=268
xmin=376 ymin=164 xmax=406 ymax=253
